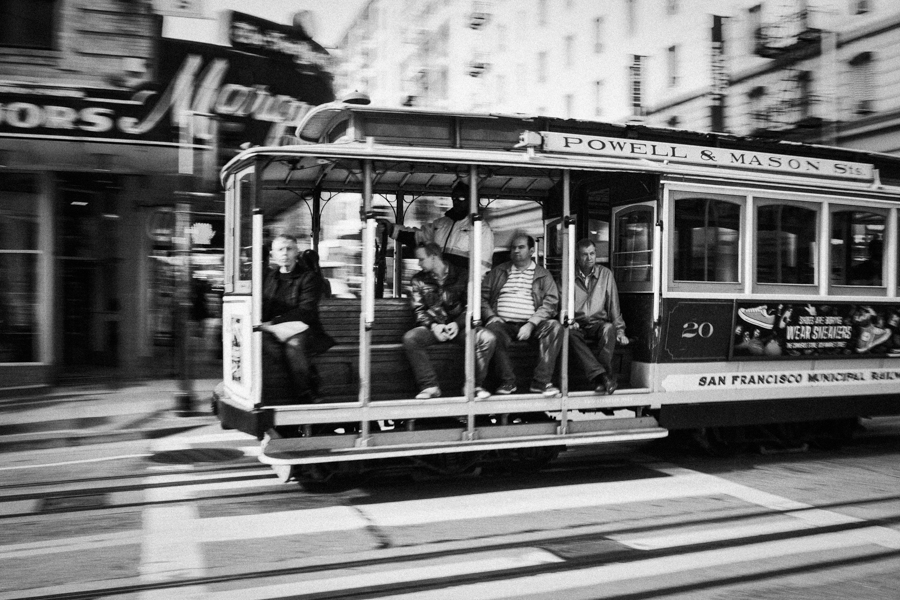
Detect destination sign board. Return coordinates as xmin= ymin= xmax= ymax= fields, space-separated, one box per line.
xmin=540 ymin=131 xmax=875 ymax=181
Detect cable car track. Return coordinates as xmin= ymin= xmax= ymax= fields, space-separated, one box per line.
xmin=14 ymin=502 xmax=900 ymax=600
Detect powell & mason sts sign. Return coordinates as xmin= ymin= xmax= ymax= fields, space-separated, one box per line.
xmin=539 ymin=131 xmax=874 ymax=181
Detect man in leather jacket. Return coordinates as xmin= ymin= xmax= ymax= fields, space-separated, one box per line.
xmin=403 ymin=242 xmax=496 ymax=399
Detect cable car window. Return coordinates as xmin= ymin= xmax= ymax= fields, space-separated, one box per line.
xmin=237 ymin=174 xmax=254 ymax=283
xmin=673 ymin=195 xmax=741 ymax=283
xmin=831 ymin=209 xmax=884 ymax=286
xmin=756 ymin=203 xmax=817 ymax=284
xmin=613 ymin=206 xmax=653 ymax=283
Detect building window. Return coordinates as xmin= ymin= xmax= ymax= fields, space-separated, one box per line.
xmin=850 ymin=52 xmax=875 ymax=114
xmin=565 ymin=35 xmax=575 ymax=68
xmin=749 ymin=85 xmax=767 ymax=129
xmin=796 ymin=70 xmax=812 ymax=120
xmin=594 ymin=80 xmax=604 ymax=117
xmin=538 ymin=51 xmax=547 ymax=84
xmin=756 ymin=202 xmax=818 ymax=285
xmin=564 ymin=94 xmax=574 ymax=118
xmin=538 ymin=0 xmax=547 ymax=26
xmin=0 ymin=173 xmax=41 ymax=362
xmin=673 ymin=195 xmax=741 ymax=283
xmin=0 ymin=0 xmax=56 ymax=49
xmin=666 ymin=0 xmax=679 ymax=15
xmin=667 ymin=116 xmax=680 ymax=128
xmin=626 ymin=0 xmax=638 ymax=35
xmin=831 ymin=210 xmax=884 ymax=286
xmin=629 ymin=55 xmax=644 ymax=116
xmin=748 ymin=4 xmax=763 ymax=54
xmin=593 ymin=17 xmax=604 ymax=53
xmin=667 ymin=45 xmax=679 ymax=87
xmin=854 ymin=0 xmax=871 ymax=15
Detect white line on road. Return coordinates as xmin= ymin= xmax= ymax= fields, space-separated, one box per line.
xmin=168 ymin=548 xmax=564 ymax=600
xmin=374 ymin=529 xmax=893 ymax=600
xmin=0 ymin=454 xmax=151 ymax=471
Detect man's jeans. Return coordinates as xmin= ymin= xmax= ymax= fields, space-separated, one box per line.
xmin=262 ymin=331 xmax=315 ymax=402
xmin=485 ymin=320 xmax=562 ymax=386
xmin=403 ymin=325 xmax=496 ymax=390
xmin=569 ymin=321 xmax=616 ymax=381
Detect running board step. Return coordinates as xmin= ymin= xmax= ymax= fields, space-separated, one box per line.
xmin=259 ymin=417 xmax=667 ymax=465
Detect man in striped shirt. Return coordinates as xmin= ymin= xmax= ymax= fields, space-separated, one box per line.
xmin=481 ymin=233 xmax=562 ymax=397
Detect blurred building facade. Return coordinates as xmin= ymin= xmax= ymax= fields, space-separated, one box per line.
xmin=0 ymin=0 xmax=333 ymax=393
xmin=335 ymin=0 xmax=900 ymax=153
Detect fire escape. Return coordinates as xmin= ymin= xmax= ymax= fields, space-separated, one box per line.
xmin=749 ymin=1 xmax=828 ymax=139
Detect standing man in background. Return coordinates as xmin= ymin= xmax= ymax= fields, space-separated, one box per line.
xmin=379 ymin=181 xmax=494 ymax=272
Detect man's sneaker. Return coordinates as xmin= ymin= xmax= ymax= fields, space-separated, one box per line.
xmin=495 ymin=383 xmax=517 ymax=395
xmin=856 ymin=325 xmax=891 ymax=353
xmin=474 ymin=386 xmax=491 ymax=399
xmin=529 ymin=382 xmax=561 ymax=397
xmin=415 ymin=386 xmax=441 ymax=399
xmin=738 ymin=306 xmax=775 ymax=329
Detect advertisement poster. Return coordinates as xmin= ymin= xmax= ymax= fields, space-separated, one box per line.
xmin=732 ymin=302 xmax=900 ymax=359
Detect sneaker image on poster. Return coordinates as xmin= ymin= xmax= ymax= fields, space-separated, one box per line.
xmin=856 ymin=324 xmax=891 ymax=353
xmin=738 ymin=305 xmax=775 ymax=330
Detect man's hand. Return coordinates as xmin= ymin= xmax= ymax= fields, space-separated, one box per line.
xmin=431 ymin=323 xmax=450 ymax=342
xmin=376 ymin=219 xmax=394 ymax=237
xmin=487 ymin=316 xmax=504 ymax=326
xmin=444 ymin=322 xmax=459 ymax=340
xmin=616 ymin=330 xmax=630 ymax=345
xmin=570 ymin=320 xmax=580 ymax=330
xmin=517 ymin=322 xmax=535 ymax=341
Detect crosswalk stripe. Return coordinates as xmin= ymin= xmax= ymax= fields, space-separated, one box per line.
xmin=376 ymin=529 xmax=893 ymax=600
xmin=173 ymin=548 xmax=564 ymax=600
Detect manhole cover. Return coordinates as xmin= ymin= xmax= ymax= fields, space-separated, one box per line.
xmin=148 ymin=448 xmax=245 ymax=464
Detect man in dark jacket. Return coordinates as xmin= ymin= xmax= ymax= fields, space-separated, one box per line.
xmin=259 ymin=234 xmax=334 ymax=403
xmin=481 ymin=233 xmax=562 ymax=397
xmin=403 ymin=243 xmax=496 ymax=399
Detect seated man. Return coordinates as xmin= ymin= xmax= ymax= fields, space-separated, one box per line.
xmin=481 ymin=233 xmax=562 ymax=397
xmin=570 ymin=238 xmax=629 ymax=394
xmin=403 ymin=243 xmax=496 ymax=399
xmin=258 ymin=234 xmax=334 ymax=404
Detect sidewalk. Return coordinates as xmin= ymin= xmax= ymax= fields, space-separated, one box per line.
xmin=0 ymin=379 xmax=221 ymax=452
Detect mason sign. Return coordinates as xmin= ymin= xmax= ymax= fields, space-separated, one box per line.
xmin=540 ymin=131 xmax=875 ymax=181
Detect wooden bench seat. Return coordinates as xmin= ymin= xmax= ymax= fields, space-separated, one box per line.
xmin=266 ymin=298 xmax=632 ymax=403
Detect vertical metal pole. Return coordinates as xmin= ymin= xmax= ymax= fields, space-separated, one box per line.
xmin=251 ymin=210 xmax=264 ymax=408
xmin=311 ymin=190 xmax=321 ymax=253
xmin=560 ymin=171 xmax=572 ymax=432
xmin=393 ymin=192 xmax=406 ymax=297
xmin=175 ymin=108 xmax=195 ymax=413
xmin=465 ymin=168 xmax=479 ymax=437
xmin=174 ymin=201 xmax=194 ymax=412
xmin=359 ymin=160 xmax=374 ymax=443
